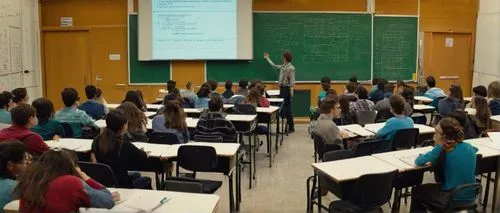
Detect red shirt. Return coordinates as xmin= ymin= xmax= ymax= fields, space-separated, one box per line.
xmin=0 ymin=125 xmax=48 ymax=155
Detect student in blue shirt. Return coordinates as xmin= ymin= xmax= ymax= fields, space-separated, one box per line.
xmin=488 ymin=81 xmax=500 ymax=116
xmin=376 ymin=94 xmax=414 ymax=142
xmin=424 ymin=76 xmax=446 ymax=99
xmin=0 ymin=92 xmax=13 ymax=124
xmin=0 ymin=140 xmax=30 ymax=211
xmin=410 ymin=117 xmax=478 ymax=212
xmin=438 ymin=84 xmax=464 ymax=117
xmin=79 ymin=85 xmax=106 ymax=120
xmin=195 ymin=84 xmax=211 ymax=108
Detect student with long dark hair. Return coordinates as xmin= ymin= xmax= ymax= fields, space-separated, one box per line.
xmin=31 ymin=98 xmax=65 ymax=140
xmin=411 ymin=117 xmax=477 ymax=212
xmin=195 ymin=84 xmax=211 ymax=108
xmin=438 ymin=84 xmax=465 ymax=116
xmin=91 ymin=110 xmax=151 ymax=189
xmin=0 ymin=140 xmax=30 ymax=210
xmin=122 ymin=90 xmax=147 ymax=112
xmin=0 ymin=91 xmax=13 ymax=124
xmin=470 ymin=96 xmax=492 ymax=134
xmin=16 ymin=149 xmax=115 ymax=213
xmin=488 ymin=81 xmax=500 ymax=115
xmin=117 ymin=102 xmax=148 ymax=141
xmin=339 ymin=95 xmax=356 ymax=125
xmin=152 ymin=100 xmax=189 ymax=143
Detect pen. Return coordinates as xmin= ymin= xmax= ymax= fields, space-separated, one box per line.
xmin=151 ymin=197 xmax=170 ymax=212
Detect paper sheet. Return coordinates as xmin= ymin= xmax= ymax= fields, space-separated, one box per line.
xmin=397 ymin=155 xmax=418 ymax=167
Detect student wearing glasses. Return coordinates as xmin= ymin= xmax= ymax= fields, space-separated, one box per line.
xmin=0 ymin=140 xmax=31 ymax=211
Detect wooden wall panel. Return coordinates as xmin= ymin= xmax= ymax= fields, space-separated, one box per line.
xmin=420 ymin=0 xmax=478 ymax=32
xmin=40 ymin=0 xmax=127 ymax=26
xmin=172 ymin=61 xmax=206 ymax=91
xmin=375 ymin=0 xmax=418 ymax=15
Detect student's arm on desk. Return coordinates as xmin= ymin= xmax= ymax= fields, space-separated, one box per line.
xmin=415 ymin=145 xmax=442 ymax=166
xmin=81 ymin=112 xmax=98 ymax=127
xmin=375 ymin=121 xmax=393 ymax=138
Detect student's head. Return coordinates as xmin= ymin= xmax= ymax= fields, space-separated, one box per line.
xmin=15 ymin=149 xmax=78 ymax=210
xmin=0 ymin=91 xmax=13 ymax=110
xmin=166 ymin=80 xmax=176 ymax=91
xmin=488 ymin=81 xmax=500 ymax=99
xmin=163 ymin=92 xmax=183 ymax=105
xmin=256 ymin=84 xmax=266 ymax=96
xmin=320 ymin=99 xmax=341 ymax=118
xmin=117 ymin=102 xmax=145 ymax=133
xmin=339 ymin=95 xmax=351 ymax=115
xmin=349 ymin=76 xmax=358 ymax=84
xmin=84 ymin=85 xmax=98 ymax=100
xmin=246 ymin=87 xmax=261 ymax=105
xmin=239 ymin=79 xmax=249 ymax=89
xmin=354 ymin=86 xmax=368 ymax=99
xmin=61 ymin=88 xmax=79 ymax=107
xmin=472 ymin=85 xmax=487 ymax=98
xmin=0 ymin=140 xmax=30 ymax=179
xmin=320 ymin=76 xmax=331 ymax=91
xmin=208 ymin=95 xmax=223 ymax=112
xmin=448 ymin=84 xmax=463 ymax=102
xmin=376 ymin=79 xmax=388 ymax=90
xmin=12 ymin=88 xmax=28 ymax=104
xmin=249 ymin=79 xmax=263 ymax=90
xmin=197 ymin=85 xmax=211 ymax=98
xmin=163 ymin=100 xmax=187 ymax=131
xmin=225 ymin=80 xmax=233 ymax=91
xmin=472 ymin=96 xmax=492 ymax=128
xmin=384 ymin=83 xmax=395 ymax=94
xmin=10 ymin=104 xmax=37 ymax=128
xmin=135 ymin=90 xmax=145 ymax=103
xmin=426 ymin=76 xmax=437 ymax=88
xmin=207 ymin=80 xmax=218 ymax=92
xmin=96 ymin=88 xmax=103 ymax=98
xmin=416 ymin=84 xmax=428 ymax=94
xmin=185 ymin=81 xmax=193 ymax=90
xmin=282 ymin=50 xmax=292 ymax=63
xmin=447 ymin=111 xmax=467 ymax=130
xmin=372 ymin=78 xmax=379 ymax=86
xmin=401 ymin=86 xmax=415 ymax=101
xmin=345 ymin=82 xmax=357 ymax=94
xmin=96 ymin=110 xmax=128 ymax=155
xmin=123 ymin=90 xmax=144 ymax=110
xmin=434 ymin=117 xmax=464 ymax=149
xmin=390 ymin=95 xmax=406 ymax=115
xmin=32 ymin=98 xmax=55 ymax=122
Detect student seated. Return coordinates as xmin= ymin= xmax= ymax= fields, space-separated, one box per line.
xmin=245 ymin=86 xmax=270 ymax=107
xmin=438 ymin=84 xmax=464 ymax=117
xmin=166 ymin=80 xmax=176 ymax=94
xmin=374 ymin=83 xmax=395 ymax=111
xmin=0 ymin=104 xmax=48 ymax=155
xmin=0 ymin=140 xmax=30 ymax=210
xmin=122 ymin=90 xmax=147 ymax=112
xmin=396 ymin=80 xmax=407 ymax=94
xmin=31 ymin=98 xmax=65 ymax=140
xmin=79 ymin=85 xmax=106 ymax=120
xmin=55 ymin=88 xmax=97 ymax=138
xmin=152 ymin=101 xmax=189 ymax=143
xmin=349 ymin=75 xmax=358 ymax=86
xmin=424 ymin=76 xmax=446 ymax=99
xmin=315 ymin=99 xmax=349 ymax=147
xmin=415 ymin=84 xmax=428 ymax=96
xmin=195 ymin=96 xmax=237 ymax=142
xmin=472 ymin=85 xmax=487 ymax=98
xmin=96 ymin=88 xmax=109 ymax=114
xmin=318 ymin=77 xmax=331 ymax=105
xmin=344 ymin=82 xmax=358 ymax=102
xmin=488 ymin=81 xmax=500 ymax=116
xmin=339 ymin=95 xmax=356 ymax=125
xmin=16 ymin=149 xmax=116 ymax=213
xmin=222 ymin=80 xmax=235 ymax=99
xmin=91 ymin=110 xmax=152 ymax=189
xmin=195 ymin=84 xmax=211 ymax=108
xmin=207 ymin=80 xmax=221 ymax=98
xmin=469 ymin=96 xmax=492 ymax=135
xmin=447 ymin=111 xmax=478 ymax=139
xmin=370 ymin=78 xmax=388 ymax=103
xmin=236 ymin=79 xmax=249 ymax=96
xmin=411 ymin=117 xmax=478 ymax=212
xmin=0 ymin=92 xmax=13 ymax=124
xmin=349 ymin=86 xmax=375 ymax=115
xmin=117 ymin=102 xmax=148 ymax=142
xmin=376 ymin=95 xmax=414 ymax=142
xmin=401 ymin=86 xmax=415 ymax=116
xmin=368 ymin=78 xmax=379 ymax=97
xmin=180 ymin=81 xmax=197 ymax=105
xmin=11 ymin=88 xmax=28 ymax=105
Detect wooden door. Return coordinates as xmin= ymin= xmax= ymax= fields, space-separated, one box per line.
xmin=43 ymin=31 xmax=90 ymax=109
xmin=425 ymin=32 xmax=473 ymax=96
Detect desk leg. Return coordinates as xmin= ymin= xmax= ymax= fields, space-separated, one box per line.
xmin=229 ymin=172 xmax=234 ymax=212
xmin=493 ymin=158 xmax=500 ymax=212
xmin=236 ymin=148 xmax=241 ymax=211
xmin=268 ymin=123 xmax=273 ymax=168
xmin=317 ymin=176 xmax=322 ymax=213
xmin=253 ymin=134 xmax=257 ymax=180
xmin=248 ymin=134 xmax=253 ymax=189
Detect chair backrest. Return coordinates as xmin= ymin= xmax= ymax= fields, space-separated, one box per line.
xmin=149 ymin=132 xmax=182 ymax=145
xmin=194 ymin=135 xmax=223 ymax=143
xmin=323 ymin=150 xmax=354 ymax=162
xmin=375 ymin=108 xmax=393 ymax=123
xmin=445 ymin=183 xmax=482 ymax=211
xmin=177 ymin=145 xmax=218 ymax=172
xmin=232 ymin=104 xmax=257 ymax=115
xmin=163 ymin=179 xmax=203 ymax=193
xmin=311 ymin=130 xmax=342 ymax=162
xmin=354 ymin=170 xmax=398 ymax=208
xmin=128 ymin=132 xmax=149 ymax=142
xmin=227 ymin=95 xmax=245 ymax=105
xmin=182 ymin=97 xmax=195 ymax=108
xmin=78 ymin=162 xmax=118 ymax=187
xmin=354 ymin=139 xmax=390 ymax=157
xmin=60 ymin=122 xmax=74 ymax=138
xmin=356 ymin=110 xmax=377 ymax=126
xmin=430 ymin=96 xmax=446 ymax=108
xmin=392 ymin=128 xmax=420 ymax=150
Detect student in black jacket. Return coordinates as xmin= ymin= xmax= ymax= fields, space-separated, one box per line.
xmin=91 ymin=110 xmax=151 ymax=189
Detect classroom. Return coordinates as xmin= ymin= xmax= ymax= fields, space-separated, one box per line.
xmin=0 ymin=0 xmax=499 ymax=212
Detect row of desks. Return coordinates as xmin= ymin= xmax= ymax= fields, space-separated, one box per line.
xmin=338 ymin=123 xmax=436 ymax=139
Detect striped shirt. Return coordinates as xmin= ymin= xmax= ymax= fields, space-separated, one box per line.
xmin=266 ymin=58 xmax=296 ymax=87
xmin=55 ymin=107 xmax=97 ymax=137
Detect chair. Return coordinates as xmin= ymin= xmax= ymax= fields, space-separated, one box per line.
xmin=194 ymin=135 xmax=223 ymax=143
xmin=328 ymin=170 xmax=398 ymax=213
xmin=149 ymin=132 xmax=183 ymax=145
xmin=232 ymin=104 xmax=257 ymax=115
xmin=375 ymin=108 xmax=393 ymax=123
xmin=175 ymin=145 xmax=223 ymax=194
xmin=128 ymin=132 xmax=149 ymax=142
xmin=354 ymin=139 xmax=390 ymax=157
xmin=162 ymin=177 xmax=203 ymax=193
xmin=311 ymin=129 xmax=342 ymax=163
xmin=422 ymin=183 xmax=482 ymax=213
xmin=60 ymin=122 xmax=74 ymax=138
xmin=78 ymin=162 xmax=118 ymax=187
xmin=307 ymin=150 xmax=354 ymax=213
xmin=392 ymin=128 xmax=419 ymax=150
xmin=356 ymin=110 xmax=377 ymax=126
xmin=182 ymin=97 xmax=195 ymax=108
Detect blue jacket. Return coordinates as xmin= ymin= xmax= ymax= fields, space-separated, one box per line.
xmin=79 ymin=100 xmax=106 ymax=120
xmin=438 ymin=98 xmax=463 ymax=116
xmin=489 ymin=99 xmax=500 ymax=116
xmin=376 ymin=116 xmax=414 ymax=142
xmin=424 ymin=87 xmax=446 ymax=99
xmin=415 ymin=143 xmax=478 ymax=201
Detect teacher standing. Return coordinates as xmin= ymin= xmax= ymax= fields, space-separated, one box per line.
xmin=264 ymin=51 xmax=295 ymax=133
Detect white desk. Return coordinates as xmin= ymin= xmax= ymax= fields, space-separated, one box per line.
xmin=364 ymin=123 xmax=435 ymax=135
xmin=146 ymin=104 xmax=162 ymax=111
xmin=465 ymin=137 xmax=500 ymax=158
xmin=144 ymin=111 xmax=156 ymax=117
xmin=312 ymin=156 xmax=398 ymax=182
xmin=95 ymin=119 xmax=153 ymax=130
xmin=45 ymin=138 xmax=93 ymax=152
xmin=464 ymin=107 xmax=477 ymax=115
xmin=4 ymin=188 xmax=220 ymax=213
xmin=414 ymin=96 xmax=433 ymax=103
xmin=413 ymin=104 xmax=435 ymax=111
xmin=183 ymin=108 xmax=202 ymax=114
xmin=256 ymin=106 xmax=279 ymax=114
xmin=492 ymin=115 xmax=500 ymax=123
xmin=267 ymin=98 xmax=284 ymax=103
xmin=464 ymin=97 xmax=472 ymax=102
xmin=266 ymin=89 xmax=280 ymax=96
xmin=107 ymin=104 xmax=119 ymax=110
xmin=185 ymin=117 xmax=199 ymax=128
xmin=372 ymin=146 xmax=433 ymax=172
xmin=223 ymin=104 xmax=234 ymax=109
xmin=132 ymin=142 xmax=240 ymax=159
xmin=225 ymin=114 xmax=257 ymax=122
xmin=338 ymin=124 xmax=376 ymax=137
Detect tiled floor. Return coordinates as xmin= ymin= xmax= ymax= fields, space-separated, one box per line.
xmin=147 ymin=124 xmax=495 ymax=213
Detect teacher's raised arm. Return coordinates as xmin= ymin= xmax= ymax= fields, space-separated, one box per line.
xmin=263 ymin=50 xmax=296 ymax=133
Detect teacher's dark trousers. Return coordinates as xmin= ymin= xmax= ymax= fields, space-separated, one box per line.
xmin=279 ymin=86 xmax=294 ymax=131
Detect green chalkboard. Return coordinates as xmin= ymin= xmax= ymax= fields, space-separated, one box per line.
xmin=373 ymin=16 xmax=418 ymax=80
xmin=129 ymin=14 xmax=170 ymax=84
xmin=207 ymin=13 xmax=373 ymax=82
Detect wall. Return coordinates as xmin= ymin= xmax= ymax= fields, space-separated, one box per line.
xmin=474 ymin=0 xmax=500 ymax=87
xmin=40 ymin=0 xmax=479 ymax=107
